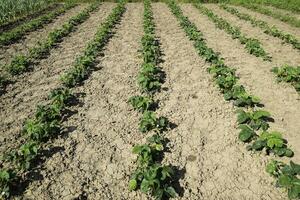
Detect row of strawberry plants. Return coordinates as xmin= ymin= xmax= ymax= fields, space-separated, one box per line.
xmin=128 ymin=1 xmax=177 ymax=199
xmin=220 ymin=4 xmax=300 ymax=50
xmin=167 ymin=1 xmax=299 ymax=199
xmin=194 ymin=3 xmax=271 ymax=61
xmin=236 ymin=3 xmax=300 ymax=28
xmin=272 ymin=65 xmax=300 ymax=94
xmin=0 ymin=2 xmax=126 ymax=199
xmin=0 ymin=2 xmax=101 ymax=94
xmin=0 ymin=2 xmax=77 ymax=46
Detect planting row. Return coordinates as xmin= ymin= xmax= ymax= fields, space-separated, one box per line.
xmin=0 ymin=2 xmax=76 ymax=46
xmin=194 ymin=3 xmax=271 ymax=61
xmin=220 ymin=4 xmax=300 ymax=50
xmin=0 ymin=2 xmax=101 ymax=94
xmin=196 ymin=3 xmax=300 ymax=95
xmin=128 ymin=1 xmax=178 ymax=199
xmin=167 ymin=1 xmax=299 ymax=199
xmin=0 ymin=2 xmax=126 ymax=199
xmin=236 ymin=3 xmax=300 ymax=28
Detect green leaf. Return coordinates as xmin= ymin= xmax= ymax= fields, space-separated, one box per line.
xmin=129 ymin=179 xmax=137 ymax=191
xmin=238 ymin=125 xmax=255 ymax=142
xmin=165 ymin=186 xmax=177 ymax=197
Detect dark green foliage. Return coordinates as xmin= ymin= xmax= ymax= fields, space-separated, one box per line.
xmin=128 ymin=95 xmax=153 ymax=112
xmin=6 ymin=142 xmax=39 ymax=171
xmin=0 ymin=169 xmax=16 ymax=199
xmin=236 ymin=109 xmax=271 ymax=130
xmin=139 ymin=111 xmax=169 ymax=133
xmin=247 ymin=131 xmax=293 ymax=157
xmin=272 ymin=65 xmax=300 ymax=93
xmin=130 ymin=134 xmax=177 ymax=200
xmin=266 ymin=160 xmax=300 ymax=199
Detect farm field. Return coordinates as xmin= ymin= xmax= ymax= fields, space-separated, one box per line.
xmin=0 ymin=1 xmax=299 ymax=200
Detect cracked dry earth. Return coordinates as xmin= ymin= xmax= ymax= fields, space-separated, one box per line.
xmin=1 ymin=2 xmax=299 ymax=200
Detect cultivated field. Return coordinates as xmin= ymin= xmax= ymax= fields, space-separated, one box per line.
xmin=0 ymin=1 xmax=299 ymax=200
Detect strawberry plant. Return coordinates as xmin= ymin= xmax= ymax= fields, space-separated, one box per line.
xmin=248 ymin=131 xmax=293 ymax=157
xmin=236 ymin=109 xmax=271 ymax=130
xmin=6 ymin=142 xmax=39 ymax=171
xmin=266 ymin=160 xmax=300 ymax=199
xmin=0 ymin=169 xmax=16 ymax=199
xmin=128 ymin=95 xmax=153 ymax=112
xmin=139 ymin=111 xmax=169 ymax=133
xmin=238 ymin=124 xmax=256 ymax=142
xmin=7 ymin=55 xmax=31 ymax=75
xmin=129 ymin=164 xmax=177 ymax=200
xmin=130 ymin=134 xmax=177 ymax=200
xmin=272 ymin=65 xmax=300 ymax=93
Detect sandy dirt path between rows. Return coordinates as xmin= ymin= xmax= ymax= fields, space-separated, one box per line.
xmin=21 ymin=3 xmax=146 ymax=199
xmin=181 ymin=4 xmax=300 ymax=164
xmin=206 ymin=4 xmax=300 ymax=66
xmin=0 ymin=3 xmax=115 ymax=156
xmin=152 ymin=3 xmax=286 ymax=200
xmin=231 ymin=5 xmax=300 ymax=41
xmin=0 ymin=5 xmax=87 ymax=67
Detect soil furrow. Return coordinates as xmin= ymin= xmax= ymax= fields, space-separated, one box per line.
xmin=181 ymin=4 xmax=300 ymax=164
xmin=0 ymin=3 xmax=115 ymax=156
xmin=0 ymin=5 xmax=87 ymax=67
xmin=153 ymin=3 xmax=286 ymax=200
xmin=21 ymin=3 xmax=146 ymax=199
xmin=231 ymin=5 xmax=300 ymax=41
xmin=205 ymin=4 xmax=300 ymax=66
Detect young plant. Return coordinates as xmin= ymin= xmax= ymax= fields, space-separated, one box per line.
xmin=266 ymin=160 xmax=300 ymax=199
xmin=248 ymin=131 xmax=293 ymax=157
xmin=236 ymin=109 xmax=271 ymax=131
xmin=129 ymin=164 xmax=177 ymax=200
xmin=0 ymin=169 xmax=16 ymax=199
xmin=139 ymin=111 xmax=169 ymax=133
xmin=7 ymin=55 xmax=31 ymax=75
xmin=128 ymin=95 xmax=153 ymax=112
xmin=23 ymin=118 xmax=60 ymax=142
xmin=7 ymin=142 xmax=39 ymax=171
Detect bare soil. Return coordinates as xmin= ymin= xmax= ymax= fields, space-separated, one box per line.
xmin=0 ymin=2 xmax=299 ymax=200
xmin=0 ymin=3 xmax=115 ymax=156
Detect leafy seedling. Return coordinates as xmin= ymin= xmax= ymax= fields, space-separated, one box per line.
xmin=266 ymin=160 xmax=300 ymax=199
xmin=236 ymin=109 xmax=271 ymax=130
xmin=139 ymin=111 xmax=169 ymax=133
xmin=248 ymin=131 xmax=293 ymax=157
xmin=128 ymin=95 xmax=153 ymax=112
